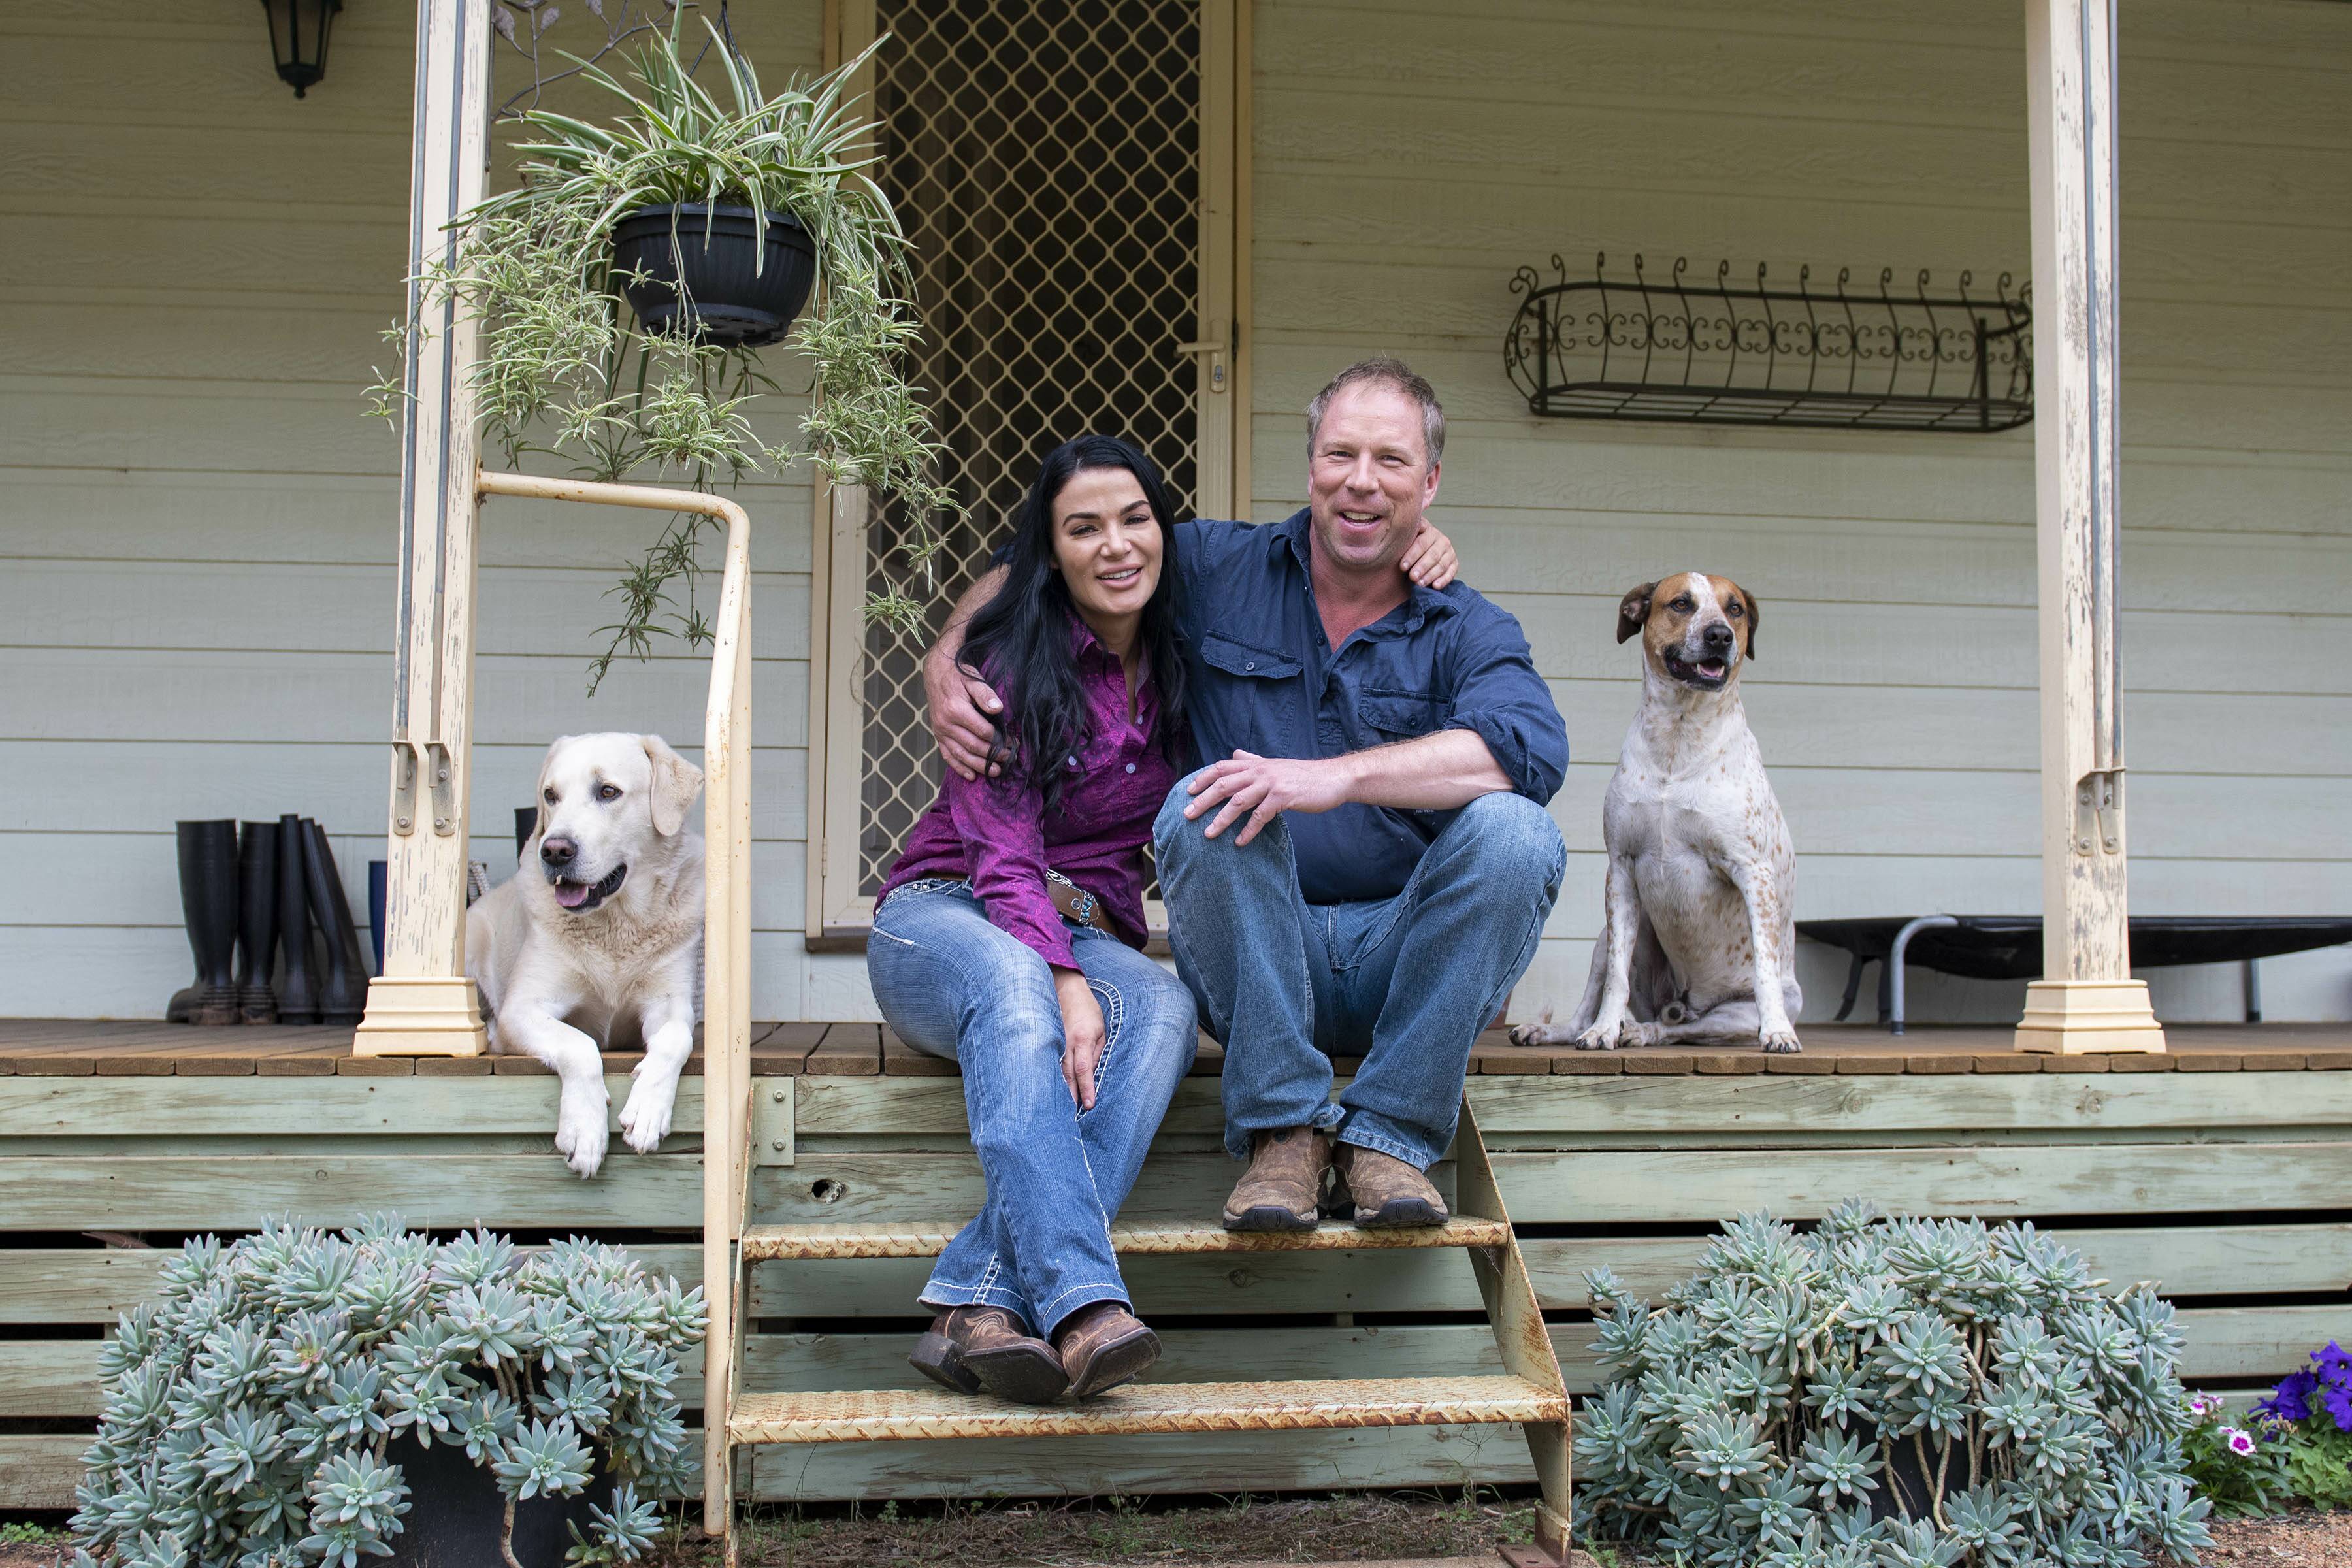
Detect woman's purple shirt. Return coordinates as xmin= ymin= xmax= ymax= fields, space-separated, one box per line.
xmin=877 ymin=616 xmax=1176 ymax=970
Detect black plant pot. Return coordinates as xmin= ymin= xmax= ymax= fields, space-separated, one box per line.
xmin=610 ymin=203 xmax=817 ymax=348
xmin=377 ymin=1434 xmax=613 ymax=1568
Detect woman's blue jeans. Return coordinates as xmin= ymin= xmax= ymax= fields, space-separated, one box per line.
xmin=867 ymin=881 xmax=1198 ymax=1337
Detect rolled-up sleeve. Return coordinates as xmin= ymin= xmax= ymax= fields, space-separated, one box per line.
xmin=942 ymin=767 xmax=1077 ymax=970
xmin=1443 ymin=606 xmax=1569 ymax=805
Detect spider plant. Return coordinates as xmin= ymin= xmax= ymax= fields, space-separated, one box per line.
xmin=372 ymin=10 xmax=955 ymax=689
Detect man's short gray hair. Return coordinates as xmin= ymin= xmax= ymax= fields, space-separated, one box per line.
xmin=1305 ymin=356 xmax=1445 ymax=467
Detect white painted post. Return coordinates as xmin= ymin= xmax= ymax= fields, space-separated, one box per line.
xmin=353 ymin=0 xmax=494 ymax=1056
xmin=2015 ymin=0 xmax=2164 ymax=1054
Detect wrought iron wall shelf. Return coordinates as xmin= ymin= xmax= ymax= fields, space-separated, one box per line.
xmin=1505 ymin=253 xmax=2031 ymax=433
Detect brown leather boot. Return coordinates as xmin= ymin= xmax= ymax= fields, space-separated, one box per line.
xmin=1222 ymin=1125 xmax=1331 ymax=1232
xmin=1053 ymin=1302 xmax=1160 ymax=1399
xmin=907 ymin=1306 xmax=1068 ymax=1404
xmin=1330 ymin=1142 xmax=1449 ymax=1227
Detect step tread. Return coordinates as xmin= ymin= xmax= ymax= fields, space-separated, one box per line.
xmin=729 ymin=1375 xmax=1565 ymax=1444
xmin=742 ymin=1216 xmax=1510 ymax=1260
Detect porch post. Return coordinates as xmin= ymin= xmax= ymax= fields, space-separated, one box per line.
xmin=2014 ymin=0 xmax=2164 ymax=1053
xmin=353 ymin=0 xmax=493 ymax=1056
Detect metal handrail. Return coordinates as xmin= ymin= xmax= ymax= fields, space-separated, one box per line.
xmin=472 ymin=470 xmax=752 ymax=1538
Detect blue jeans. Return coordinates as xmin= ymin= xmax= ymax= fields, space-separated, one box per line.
xmin=1154 ymin=782 xmax=1565 ymax=1169
xmin=867 ymin=881 xmax=1198 ymax=1337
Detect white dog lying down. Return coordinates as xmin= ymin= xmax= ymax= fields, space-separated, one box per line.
xmin=467 ymin=732 xmax=704 ymax=1176
xmin=1511 ymin=573 xmax=1803 ymax=1054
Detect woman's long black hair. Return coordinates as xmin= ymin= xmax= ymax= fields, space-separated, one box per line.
xmin=958 ymin=434 xmax=1189 ymax=814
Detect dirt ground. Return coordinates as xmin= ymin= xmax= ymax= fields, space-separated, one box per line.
xmin=3 ymin=1499 xmax=2347 ymax=1565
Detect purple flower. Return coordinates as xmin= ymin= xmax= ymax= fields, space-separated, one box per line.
xmin=2224 ymin=1426 xmax=2258 ymax=1457
xmin=2316 ymin=1341 xmax=2352 ymax=1375
xmin=2259 ymin=1368 xmax=2318 ymax=1423
xmin=2323 ymin=1382 xmax=2352 ymax=1434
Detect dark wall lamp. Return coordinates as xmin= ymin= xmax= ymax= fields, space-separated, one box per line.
xmin=261 ymin=0 xmax=344 ymax=98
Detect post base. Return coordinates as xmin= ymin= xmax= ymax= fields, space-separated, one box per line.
xmin=2014 ymin=979 xmax=2167 ymax=1054
xmin=352 ymin=975 xmax=489 ymax=1056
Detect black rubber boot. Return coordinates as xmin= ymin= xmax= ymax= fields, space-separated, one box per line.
xmin=275 ymin=814 xmax=320 ymax=1024
xmin=235 ymin=821 xmax=280 ymax=1025
xmin=169 ymin=821 xmax=240 ymax=1025
xmin=303 ymin=820 xmax=370 ymax=1026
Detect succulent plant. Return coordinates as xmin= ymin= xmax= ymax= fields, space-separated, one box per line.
xmin=65 ymin=1217 xmax=702 ymax=1568
xmin=1575 ymin=1203 xmax=2213 ymax=1567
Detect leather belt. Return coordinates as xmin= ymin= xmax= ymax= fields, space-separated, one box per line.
xmin=1045 ymin=870 xmax=1109 ymax=931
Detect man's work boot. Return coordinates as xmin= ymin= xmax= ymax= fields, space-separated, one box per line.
xmin=1331 ymin=1142 xmax=1449 ymax=1228
xmin=1054 ymin=1302 xmax=1161 ymax=1399
xmin=907 ymin=1306 xmax=1068 ymax=1404
xmin=1222 ymin=1125 xmax=1331 ymax=1232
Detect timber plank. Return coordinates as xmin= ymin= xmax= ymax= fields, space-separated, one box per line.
xmin=0 ymin=1075 xmax=706 ymax=1137
xmin=0 ymin=1154 xmax=704 ymax=1230
xmin=1550 ymin=1054 xmax=1620 ymax=1075
xmin=0 ymin=1245 xmax=701 ymax=1325
xmin=806 ymin=1024 xmax=880 ymax=1077
xmin=749 ymin=1142 xmax=2352 ymax=1228
xmin=1462 ymin=1070 xmax=2352 ymax=1135
xmin=879 ymin=1028 xmax=954 ymax=1076
xmin=0 ymin=1434 xmax=86 ymax=1511
xmin=23 ymin=1282 xmax=2345 ymax=1422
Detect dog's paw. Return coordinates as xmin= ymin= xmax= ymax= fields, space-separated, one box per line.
xmin=1620 ymin=1021 xmax=1668 ymax=1049
xmin=1760 ymin=1024 xmax=1803 ymax=1055
xmin=1508 ymin=1009 xmax=1565 ymax=1049
xmin=555 ymin=1085 xmax=610 ymax=1178
xmin=1576 ymin=1019 xmax=1627 ymax=1052
xmin=619 ymin=1073 xmax=678 ymax=1155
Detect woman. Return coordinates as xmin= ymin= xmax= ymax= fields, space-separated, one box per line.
xmin=868 ymin=434 xmax=1198 ymax=1403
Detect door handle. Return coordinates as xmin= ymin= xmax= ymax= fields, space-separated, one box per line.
xmin=1177 ymin=335 xmax=1228 ymax=395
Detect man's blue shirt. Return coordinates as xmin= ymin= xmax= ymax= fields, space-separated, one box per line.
xmin=1173 ymin=510 xmax=1569 ymax=904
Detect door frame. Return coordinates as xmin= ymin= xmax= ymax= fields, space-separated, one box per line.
xmin=806 ymin=0 xmax=1249 ymax=939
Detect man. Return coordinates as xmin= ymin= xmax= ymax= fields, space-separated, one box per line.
xmin=924 ymin=358 xmax=1567 ymax=1232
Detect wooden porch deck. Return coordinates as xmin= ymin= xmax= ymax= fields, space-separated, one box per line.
xmin=3 ymin=1018 xmax=2347 ymax=1076
xmin=7 ymin=1017 xmax=2352 ymax=1509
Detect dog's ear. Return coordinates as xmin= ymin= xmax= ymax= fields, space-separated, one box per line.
xmin=642 ymin=734 xmax=704 ymax=837
xmin=1616 ymin=583 xmax=1658 ymax=645
xmin=1732 ymin=584 xmax=1760 ymax=661
xmin=529 ymin=737 xmax=572 ymax=849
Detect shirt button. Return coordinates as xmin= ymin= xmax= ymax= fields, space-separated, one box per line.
xmin=1124 ymin=763 xmax=1137 ymax=774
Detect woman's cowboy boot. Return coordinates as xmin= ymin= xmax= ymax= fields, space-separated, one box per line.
xmin=1053 ymin=1303 xmax=1161 ymax=1399
xmin=302 ymin=819 xmax=370 ymax=1026
xmin=234 ymin=821 xmax=280 ymax=1025
xmin=1220 ymin=1126 xmax=1331 ymax=1232
xmin=274 ymin=815 xmax=320 ymax=1024
xmin=909 ymin=1307 xmax=1068 ymax=1404
xmin=1330 ymin=1143 xmax=1450 ymax=1228
xmin=169 ymin=821 xmax=240 ymax=1025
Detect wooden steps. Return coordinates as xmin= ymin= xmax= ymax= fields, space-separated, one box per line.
xmin=707 ymin=1092 xmax=1575 ymax=1564
xmin=741 ymin=1215 xmax=1512 ymax=1260
xmin=728 ymin=1375 xmax=1567 ymax=1445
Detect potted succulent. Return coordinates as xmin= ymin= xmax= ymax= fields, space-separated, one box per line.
xmin=1573 ymin=1201 xmax=2214 ymax=1567
xmin=63 ymin=1217 xmax=704 ymax=1568
xmin=372 ymin=7 xmax=956 ymax=686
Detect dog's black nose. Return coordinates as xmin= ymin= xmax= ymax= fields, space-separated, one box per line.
xmin=1701 ymin=621 xmax=1735 ymax=652
xmin=541 ymin=836 xmax=577 ymax=869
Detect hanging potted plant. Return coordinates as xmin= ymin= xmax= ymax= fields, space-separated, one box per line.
xmin=372 ymin=6 xmax=956 ymax=687
xmin=61 ymin=1218 xmax=704 ymax=1568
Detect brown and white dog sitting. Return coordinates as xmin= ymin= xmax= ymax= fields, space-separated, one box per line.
xmin=1512 ymin=574 xmax=1803 ymax=1053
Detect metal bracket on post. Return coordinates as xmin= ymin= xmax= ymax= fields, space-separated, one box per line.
xmin=2072 ymin=768 xmax=2124 ymax=856
xmin=424 ymin=741 xmax=458 ymax=836
xmin=390 ymin=740 xmax=421 ymax=836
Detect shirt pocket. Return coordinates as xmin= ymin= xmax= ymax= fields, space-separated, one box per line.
xmin=1199 ymin=633 xmax=1303 ymax=682
xmin=1358 ymin=689 xmax=1449 ymax=740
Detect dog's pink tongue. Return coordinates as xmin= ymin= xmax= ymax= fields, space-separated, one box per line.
xmin=553 ymin=881 xmax=591 ymax=909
